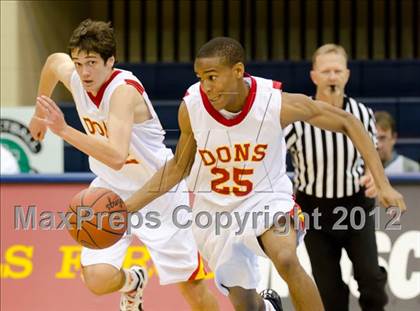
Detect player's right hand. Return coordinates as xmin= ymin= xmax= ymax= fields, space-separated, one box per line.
xmin=29 ymin=115 xmax=47 ymax=141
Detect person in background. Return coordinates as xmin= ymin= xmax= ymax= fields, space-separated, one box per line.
xmin=375 ymin=111 xmax=420 ymax=173
xmin=285 ymin=43 xmax=389 ymax=311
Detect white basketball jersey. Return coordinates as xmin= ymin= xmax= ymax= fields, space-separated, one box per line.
xmin=184 ymin=74 xmax=293 ymax=209
xmin=70 ymin=69 xmax=174 ymax=192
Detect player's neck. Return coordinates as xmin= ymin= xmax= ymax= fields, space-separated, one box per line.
xmin=89 ymin=69 xmax=116 ymax=96
xmin=224 ymin=80 xmax=249 ymax=113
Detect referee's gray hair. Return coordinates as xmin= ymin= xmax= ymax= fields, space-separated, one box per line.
xmin=312 ymin=44 xmax=348 ymax=67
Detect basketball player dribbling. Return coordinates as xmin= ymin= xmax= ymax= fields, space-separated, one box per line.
xmin=29 ymin=19 xmax=219 ymax=311
xmin=125 ymin=37 xmax=407 ymax=311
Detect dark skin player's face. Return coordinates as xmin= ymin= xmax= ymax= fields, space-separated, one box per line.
xmin=194 ymin=57 xmax=246 ymax=112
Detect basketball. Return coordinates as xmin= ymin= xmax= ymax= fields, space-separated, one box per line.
xmin=67 ymin=187 xmax=127 ymax=249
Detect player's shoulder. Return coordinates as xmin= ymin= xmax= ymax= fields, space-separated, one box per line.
xmin=251 ymin=75 xmax=283 ymax=92
xmin=183 ymin=82 xmax=201 ymax=101
xmin=113 ymin=68 xmax=139 ymax=82
xmin=110 ymin=69 xmax=147 ymax=94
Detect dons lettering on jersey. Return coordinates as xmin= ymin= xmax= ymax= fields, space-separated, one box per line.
xmin=198 ymin=143 xmax=268 ymax=166
xmin=83 ymin=117 xmax=108 ymax=136
xmin=82 ymin=116 xmax=139 ymax=165
xmin=197 ymin=143 xmax=268 ymax=197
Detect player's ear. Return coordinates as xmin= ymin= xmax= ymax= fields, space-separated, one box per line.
xmin=233 ymin=62 xmax=245 ymax=78
xmin=106 ymin=56 xmax=115 ymax=68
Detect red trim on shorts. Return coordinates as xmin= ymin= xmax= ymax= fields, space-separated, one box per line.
xmin=188 ymin=252 xmax=205 ymax=281
xmin=87 ymin=70 xmax=122 ymax=108
xmin=125 ymin=79 xmax=145 ymax=95
xmin=289 ymin=198 xmax=305 ymax=231
xmin=199 ymin=73 xmax=257 ymax=127
xmin=272 ymin=80 xmax=282 ymax=90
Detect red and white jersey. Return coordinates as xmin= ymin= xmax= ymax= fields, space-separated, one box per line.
xmin=70 ymin=69 xmax=173 ymax=192
xmin=184 ymin=74 xmax=293 ymax=210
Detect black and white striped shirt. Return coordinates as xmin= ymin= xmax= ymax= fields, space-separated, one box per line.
xmin=285 ymin=96 xmax=377 ymax=199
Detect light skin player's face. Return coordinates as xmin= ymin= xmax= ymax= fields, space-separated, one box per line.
xmin=71 ymin=49 xmax=115 ymax=95
xmin=311 ymin=52 xmax=350 ymax=95
xmin=194 ymin=57 xmax=245 ymax=111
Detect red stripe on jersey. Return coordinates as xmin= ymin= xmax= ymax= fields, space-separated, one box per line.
xmin=199 ymin=73 xmax=257 ymax=127
xmin=125 ymin=159 xmax=140 ymax=164
xmin=273 ymin=80 xmax=282 ymax=90
xmin=87 ymin=70 xmax=122 ymax=108
xmin=125 ymin=79 xmax=145 ymax=95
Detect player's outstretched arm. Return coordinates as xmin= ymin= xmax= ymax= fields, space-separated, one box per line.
xmin=280 ymin=92 xmax=406 ymax=213
xmin=29 ymin=53 xmax=74 ymax=141
xmin=125 ymin=102 xmax=196 ymax=212
xmin=34 ymin=84 xmax=139 ymax=170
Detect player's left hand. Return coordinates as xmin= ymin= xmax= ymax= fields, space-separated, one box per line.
xmin=34 ymin=95 xmax=67 ymax=137
xmin=360 ymin=173 xmax=377 ymax=198
xmin=377 ymin=183 xmax=407 ymax=214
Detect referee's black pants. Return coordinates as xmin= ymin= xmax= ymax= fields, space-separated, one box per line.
xmin=295 ymin=190 xmax=388 ymax=311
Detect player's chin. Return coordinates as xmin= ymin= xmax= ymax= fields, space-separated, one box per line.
xmin=211 ymin=101 xmax=224 ymax=111
xmin=212 ymin=98 xmax=227 ymax=110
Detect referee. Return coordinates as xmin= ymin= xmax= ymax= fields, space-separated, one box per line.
xmin=285 ymin=44 xmax=387 ymax=311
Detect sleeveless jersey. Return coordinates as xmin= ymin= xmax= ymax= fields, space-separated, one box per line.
xmin=70 ymin=69 xmax=173 ymax=192
xmin=184 ymin=75 xmax=293 ymax=210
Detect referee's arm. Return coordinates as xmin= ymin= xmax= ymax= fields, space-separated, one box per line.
xmin=280 ymin=92 xmax=407 ymax=213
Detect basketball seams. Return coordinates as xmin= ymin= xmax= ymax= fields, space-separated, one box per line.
xmin=83 ymin=220 xmax=125 ymax=236
xmin=89 ymin=188 xmax=117 ymax=209
xmin=80 ymin=226 xmax=100 ymax=248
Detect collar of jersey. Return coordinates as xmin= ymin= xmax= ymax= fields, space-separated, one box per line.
xmin=199 ymin=73 xmax=257 ymax=127
xmin=87 ymin=69 xmax=122 ymax=108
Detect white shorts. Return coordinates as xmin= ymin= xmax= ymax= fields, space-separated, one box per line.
xmin=81 ymin=177 xmax=201 ymax=285
xmin=192 ymin=193 xmax=306 ymax=295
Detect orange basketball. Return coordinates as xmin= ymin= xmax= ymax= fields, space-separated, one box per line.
xmin=67 ymin=187 xmax=127 ymax=249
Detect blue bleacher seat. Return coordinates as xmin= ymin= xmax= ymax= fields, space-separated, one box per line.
xmin=360 ymin=60 xmax=420 ymax=97
xmin=395 ymin=140 xmax=420 ymax=164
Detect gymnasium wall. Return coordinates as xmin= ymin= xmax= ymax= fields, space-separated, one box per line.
xmin=0 ymin=1 xmax=107 ymax=107
xmin=1 ymin=0 xmax=418 ymax=107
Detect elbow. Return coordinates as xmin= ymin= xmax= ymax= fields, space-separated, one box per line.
xmin=110 ymin=161 xmax=125 ymax=171
xmin=108 ymin=155 xmax=127 ymax=171
xmin=46 ymin=53 xmax=66 ymax=65
xmin=44 ymin=53 xmax=69 ymax=78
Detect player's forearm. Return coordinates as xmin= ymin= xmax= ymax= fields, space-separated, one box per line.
xmin=60 ymin=125 xmax=127 ymax=170
xmin=126 ymin=159 xmax=187 ymax=212
xmin=344 ymin=115 xmax=390 ymax=190
xmin=35 ymin=55 xmax=62 ymax=116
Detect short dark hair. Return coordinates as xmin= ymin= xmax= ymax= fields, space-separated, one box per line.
xmin=68 ymin=19 xmax=116 ymax=63
xmin=375 ymin=111 xmax=396 ymax=134
xmin=196 ymin=37 xmax=246 ymax=66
